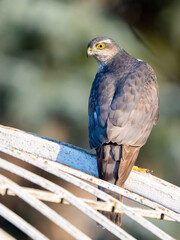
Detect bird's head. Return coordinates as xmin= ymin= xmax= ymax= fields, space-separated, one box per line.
xmin=87 ymin=37 xmax=120 ymax=63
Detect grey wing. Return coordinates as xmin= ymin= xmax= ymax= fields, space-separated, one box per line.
xmin=88 ymin=73 xmax=116 ymax=149
xmin=88 ymin=62 xmax=159 ymax=149
xmin=107 ymin=63 xmax=159 ymax=146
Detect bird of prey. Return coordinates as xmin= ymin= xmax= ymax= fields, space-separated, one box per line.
xmin=87 ymin=37 xmax=159 ymax=225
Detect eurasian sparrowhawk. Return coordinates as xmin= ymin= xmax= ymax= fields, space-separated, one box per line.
xmin=87 ymin=37 xmax=159 ymax=225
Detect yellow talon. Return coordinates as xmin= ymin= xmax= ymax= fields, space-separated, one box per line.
xmin=133 ymin=166 xmax=150 ymax=173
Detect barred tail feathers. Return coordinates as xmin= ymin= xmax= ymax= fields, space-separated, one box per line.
xmin=96 ymin=144 xmax=140 ymax=226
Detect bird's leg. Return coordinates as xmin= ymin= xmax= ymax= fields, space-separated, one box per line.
xmin=133 ymin=166 xmax=150 ymax=173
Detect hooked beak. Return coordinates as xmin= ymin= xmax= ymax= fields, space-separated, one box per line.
xmin=87 ymin=46 xmax=93 ymax=57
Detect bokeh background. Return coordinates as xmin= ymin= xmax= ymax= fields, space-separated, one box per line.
xmin=0 ymin=0 xmax=180 ymax=239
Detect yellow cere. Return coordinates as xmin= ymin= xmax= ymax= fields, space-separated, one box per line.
xmin=96 ymin=43 xmax=105 ymax=49
xmin=88 ymin=47 xmax=92 ymax=52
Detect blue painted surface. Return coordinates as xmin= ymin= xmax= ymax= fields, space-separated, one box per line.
xmin=56 ymin=144 xmax=99 ymax=177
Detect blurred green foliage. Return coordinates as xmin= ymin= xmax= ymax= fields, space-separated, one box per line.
xmin=0 ymin=0 xmax=179 ymax=239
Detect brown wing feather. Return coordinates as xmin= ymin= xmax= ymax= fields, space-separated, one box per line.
xmin=117 ymin=145 xmax=140 ymax=187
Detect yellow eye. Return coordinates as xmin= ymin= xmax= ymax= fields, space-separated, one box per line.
xmin=96 ymin=43 xmax=105 ymax=49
